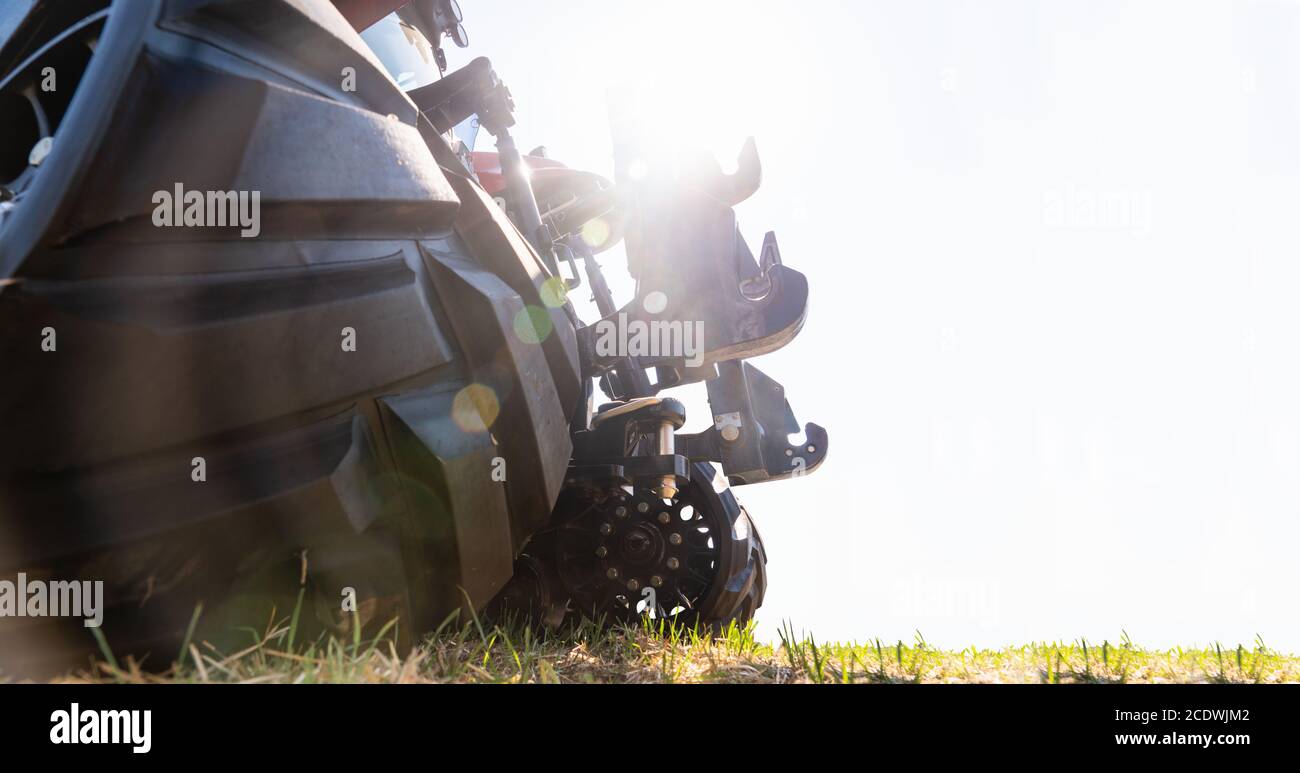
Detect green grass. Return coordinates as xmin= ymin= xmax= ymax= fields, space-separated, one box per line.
xmin=49 ymin=614 xmax=1300 ymax=684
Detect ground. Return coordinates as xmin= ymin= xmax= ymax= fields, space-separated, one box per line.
xmin=43 ymin=613 xmax=1300 ymax=684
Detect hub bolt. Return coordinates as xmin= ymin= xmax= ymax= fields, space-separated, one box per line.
xmin=599 ymin=523 xmax=613 ymax=536
xmin=595 ymin=546 xmax=608 ymax=558
xmin=666 ymin=558 xmax=680 ymax=571
xmin=651 ymin=575 xmax=664 ymax=588
xmin=654 ymin=478 xmax=679 ymax=500
xmin=614 ymin=506 xmax=628 ymax=518
xmin=637 ymin=501 xmax=650 ymax=513
xmin=668 ymin=533 xmax=683 ymax=546
xmin=626 ymin=579 xmax=640 ymax=592
xmin=657 ymin=512 xmax=672 ymax=525
xmin=606 ymin=567 xmax=620 ymax=580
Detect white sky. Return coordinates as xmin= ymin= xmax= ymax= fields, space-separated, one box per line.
xmin=447 ymin=0 xmax=1300 ymax=651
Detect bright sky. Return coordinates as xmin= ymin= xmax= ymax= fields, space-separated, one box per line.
xmin=447 ymin=0 xmax=1300 ymax=651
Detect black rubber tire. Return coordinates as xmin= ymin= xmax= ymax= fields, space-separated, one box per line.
xmin=686 ymin=463 xmax=768 ymax=628
xmin=725 ymin=506 xmax=767 ymax=627
xmin=0 ymin=1 xmax=581 ymax=677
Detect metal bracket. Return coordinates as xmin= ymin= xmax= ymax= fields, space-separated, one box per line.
xmin=677 ymin=361 xmax=827 ymax=486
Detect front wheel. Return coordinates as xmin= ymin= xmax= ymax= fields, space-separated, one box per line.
xmin=490 ymin=462 xmax=767 ymax=629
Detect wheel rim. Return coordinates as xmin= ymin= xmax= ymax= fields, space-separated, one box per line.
xmin=553 ymin=484 xmax=724 ymax=624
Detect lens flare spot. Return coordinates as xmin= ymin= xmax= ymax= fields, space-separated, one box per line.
xmin=452 ymin=383 xmax=500 ymax=433
xmin=513 ymin=305 xmax=553 ymax=344
xmin=626 ymin=159 xmax=650 ymax=181
xmin=581 ymin=217 xmax=612 ymax=249
xmin=642 ymin=290 xmax=669 ymax=315
xmin=540 ymin=277 xmax=569 ymax=308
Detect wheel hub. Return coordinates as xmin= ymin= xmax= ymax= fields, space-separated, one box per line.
xmin=550 ymin=486 xmax=721 ymax=623
xmin=618 ymin=524 xmax=660 ymax=565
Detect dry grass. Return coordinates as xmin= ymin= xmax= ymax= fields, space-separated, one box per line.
xmin=44 ymin=613 xmax=1300 ymax=684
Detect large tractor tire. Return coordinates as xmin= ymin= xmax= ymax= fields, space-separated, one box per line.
xmin=0 ymin=0 xmax=580 ymax=677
